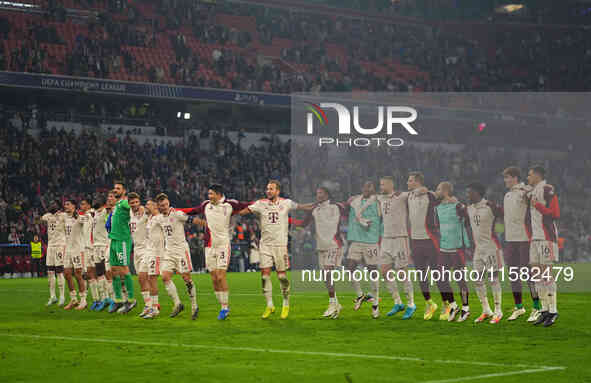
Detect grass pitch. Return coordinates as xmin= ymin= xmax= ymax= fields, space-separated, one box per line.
xmin=1 ymin=271 xmax=590 ymax=383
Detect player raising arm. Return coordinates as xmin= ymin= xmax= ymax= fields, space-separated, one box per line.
xmin=107 ymin=181 xmax=137 ymax=314
xmin=238 ymin=180 xmax=310 ymax=320
xmin=181 ymin=184 xmax=251 ymax=320
xmin=155 ymin=193 xmax=199 ymax=320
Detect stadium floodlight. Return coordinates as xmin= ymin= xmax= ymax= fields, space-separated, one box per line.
xmin=176 ymin=112 xmax=182 ymax=119
xmin=184 ymin=113 xmax=191 ymax=120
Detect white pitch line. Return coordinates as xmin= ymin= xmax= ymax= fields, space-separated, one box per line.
xmin=421 ymin=367 xmax=565 ymax=383
xmin=2 ymin=333 xmax=566 ymax=372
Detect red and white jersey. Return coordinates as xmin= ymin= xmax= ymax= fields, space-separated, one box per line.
xmin=466 ymin=199 xmax=501 ymax=253
xmin=146 ymin=214 xmax=165 ymax=255
xmin=526 ymin=180 xmax=560 ymax=242
xmin=130 ymin=208 xmax=149 ymax=251
xmin=79 ymin=210 xmax=93 ymax=249
xmin=92 ymin=208 xmax=109 ymax=247
xmin=408 ymin=190 xmax=438 ymax=241
xmin=249 ymin=198 xmax=298 ymax=246
xmin=309 ymin=200 xmax=343 ymax=251
xmin=155 ymin=208 xmax=190 ymax=252
xmin=378 ymin=192 xmax=410 ymax=238
xmin=182 ymin=197 xmax=249 ymax=248
xmin=41 ymin=212 xmax=67 ymax=247
xmin=64 ymin=213 xmax=83 ymax=252
xmin=503 ymin=182 xmax=531 ymax=242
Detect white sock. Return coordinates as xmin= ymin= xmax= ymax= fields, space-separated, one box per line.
xmin=48 ymin=272 xmax=56 ymax=298
xmin=462 ymin=305 xmax=470 ymax=311
xmin=351 ymin=278 xmax=363 ymax=298
xmin=548 ymin=280 xmax=557 ymax=314
xmin=220 ymin=291 xmax=229 ymax=309
xmin=491 ymin=278 xmax=502 ymax=313
xmin=185 ymin=280 xmax=197 ymax=308
xmin=165 ymin=281 xmax=181 ymax=306
xmin=57 ymin=273 xmax=65 ymax=299
xmin=370 ymin=278 xmax=379 ymax=306
xmin=403 ymin=278 xmax=415 ymax=307
xmin=142 ymin=291 xmax=151 ymax=307
xmin=262 ymin=275 xmax=273 ymax=307
xmin=329 ymin=296 xmax=337 ymax=305
xmin=69 ymin=290 xmax=78 ymax=302
xmin=278 ymin=276 xmax=290 ymax=307
xmin=537 ymin=281 xmax=548 ymax=311
xmin=214 ymin=291 xmax=222 ymax=305
xmin=474 ymin=281 xmax=491 ymax=314
xmin=89 ymin=280 xmax=98 ymax=301
xmin=97 ymin=276 xmax=106 ymax=300
xmin=386 ymin=279 xmax=402 ymax=305
xmin=151 ymin=295 xmax=159 ymax=310
xmin=106 ymin=280 xmax=115 ymax=300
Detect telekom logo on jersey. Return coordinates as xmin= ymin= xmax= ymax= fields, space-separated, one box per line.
xmin=305 ymin=102 xmax=418 ymax=147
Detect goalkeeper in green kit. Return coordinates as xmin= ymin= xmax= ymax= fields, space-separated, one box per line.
xmin=106 ymin=181 xmax=137 ymax=314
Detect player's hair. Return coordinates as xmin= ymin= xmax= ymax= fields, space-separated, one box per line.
xmin=113 ymin=180 xmax=126 ymax=190
xmin=380 ymin=176 xmax=395 ymax=184
xmin=209 ymin=184 xmax=224 ymax=196
xmin=529 ymin=165 xmax=546 ymax=178
xmin=93 ymin=195 xmax=105 ymax=209
xmin=49 ymin=199 xmax=62 ymax=212
xmin=268 ymin=180 xmax=281 ymax=191
xmin=65 ymin=198 xmax=77 ymax=206
xmin=467 ymin=182 xmax=486 ymax=198
xmin=439 ymin=181 xmax=453 ymax=195
xmin=502 ymin=166 xmax=521 ymax=179
xmin=128 ymin=192 xmax=141 ymax=201
xmin=80 ymin=197 xmax=91 ymax=205
xmin=408 ymin=171 xmax=424 ymax=185
xmin=317 ymin=186 xmax=332 ymax=199
xmin=155 ymin=193 xmax=169 ymax=202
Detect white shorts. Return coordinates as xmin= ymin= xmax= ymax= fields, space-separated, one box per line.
xmin=249 ymin=248 xmax=260 ymax=264
xmin=92 ymin=246 xmax=108 ymax=264
xmin=145 ymin=251 xmax=162 ymax=276
xmin=318 ymin=248 xmax=343 ymax=269
xmin=473 ymin=248 xmax=504 ymax=272
xmin=161 ymin=247 xmax=193 ymax=274
xmin=64 ymin=248 xmax=84 ymax=270
xmin=380 ymin=237 xmax=411 ymax=269
xmin=205 ymin=245 xmax=231 ymax=271
xmin=46 ymin=246 xmax=65 ymax=267
xmin=347 ymin=242 xmax=380 ymax=266
xmin=259 ymin=245 xmax=289 ymax=272
xmin=134 ymin=248 xmax=148 ymax=274
xmin=83 ymin=247 xmax=94 ymax=270
xmin=529 ymin=240 xmax=559 ymax=265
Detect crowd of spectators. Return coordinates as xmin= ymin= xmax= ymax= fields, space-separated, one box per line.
xmin=1 ymin=1 xmax=591 ymax=92
xmin=1 ymin=102 xmax=590 ymax=278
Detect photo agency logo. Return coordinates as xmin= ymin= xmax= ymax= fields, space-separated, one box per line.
xmin=305 ymin=102 xmax=418 ymax=147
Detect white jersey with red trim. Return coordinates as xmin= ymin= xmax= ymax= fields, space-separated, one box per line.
xmin=311 ymin=200 xmax=343 ymax=251
xmin=130 ymin=208 xmax=149 ymax=250
xmin=408 ymin=191 xmax=436 ymax=240
xmin=528 ymin=180 xmax=560 ymax=242
xmin=156 ymin=208 xmax=190 ymax=252
xmin=187 ymin=197 xmax=248 ymax=248
xmin=503 ymin=183 xmax=531 ymax=242
xmin=146 ymin=214 xmax=165 ymax=255
xmin=378 ymin=192 xmax=409 ymax=238
xmin=79 ymin=211 xmax=93 ymax=249
xmin=92 ymin=208 xmax=109 ymax=247
xmin=41 ymin=212 xmax=67 ymax=247
xmin=467 ymin=199 xmax=501 ymax=253
xmin=64 ymin=214 xmax=83 ymax=252
xmin=249 ymin=198 xmax=298 ymax=246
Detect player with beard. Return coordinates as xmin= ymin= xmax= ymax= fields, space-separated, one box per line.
xmin=141 ymin=198 xmax=164 ymax=319
xmin=238 ymin=180 xmax=310 ymax=320
xmin=106 ymin=181 xmax=136 ymax=314
xmin=128 ymin=192 xmax=151 ymax=316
